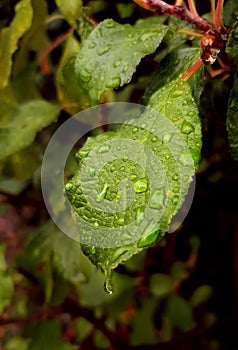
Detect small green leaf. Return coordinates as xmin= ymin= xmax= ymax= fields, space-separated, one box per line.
xmin=131 ymin=298 xmax=158 ymax=345
xmin=0 ymin=0 xmax=33 ymax=90
xmin=167 ymin=294 xmax=195 ymax=332
xmin=190 ymin=285 xmax=213 ymax=307
xmin=143 ymin=46 xmax=202 ymax=104
xmin=19 ymin=222 xmax=84 ymax=302
xmin=0 ymin=100 xmax=60 ymax=160
xmin=56 ymin=36 xmax=88 ymax=114
xmin=75 ymin=18 xmax=168 ymax=104
xmin=5 ymin=337 xmax=30 ymax=350
xmin=150 ymin=273 xmax=172 ymax=298
xmin=28 ymin=321 xmax=74 ymax=350
xmin=0 ymin=245 xmax=14 ymax=313
xmin=56 ymin=0 xmax=82 ymax=27
xmin=226 ymin=20 xmax=238 ymax=59
xmin=227 ymin=74 xmax=238 ymax=160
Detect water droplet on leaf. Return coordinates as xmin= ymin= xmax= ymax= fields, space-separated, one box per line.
xmin=149 ymin=189 xmax=164 ymax=209
xmin=65 ymin=183 xmax=73 ymax=191
xmin=79 ymin=68 xmax=92 ymax=82
xmin=134 ymin=178 xmax=148 ymax=193
xmin=137 ymin=224 xmax=161 ymax=248
xmin=96 ymin=184 xmax=109 ymax=202
xmin=106 ymin=77 xmax=121 ymax=88
xmin=181 ymin=121 xmax=195 ymax=134
xmin=98 ymin=45 xmax=111 ymax=56
xmin=98 ymin=144 xmax=111 ymax=153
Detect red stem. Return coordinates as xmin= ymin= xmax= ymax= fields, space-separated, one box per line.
xmin=132 ymin=0 xmax=218 ymax=33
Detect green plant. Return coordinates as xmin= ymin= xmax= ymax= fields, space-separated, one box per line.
xmin=0 ymin=0 xmax=237 ymax=349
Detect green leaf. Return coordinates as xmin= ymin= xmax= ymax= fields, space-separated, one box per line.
xmin=13 ymin=0 xmax=49 ymax=77
xmin=0 ymin=100 xmax=60 ymax=160
xmin=226 ymin=20 xmax=238 ymax=59
xmin=28 ymin=321 xmax=74 ymax=350
xmin=0 ymin=245 xmax=14 ymax=313
xmin=143 ymin=46 xmax=202 ymax=104
xmin=65 ymin=79 xmax=201 ymax=274
xmin=190 ymin=285 xmax=213 ymax=307
xmin=19 ymin=221 xmax=84 ymax=303
xmin=56 ymin=0 xmax=82 ymax=27
xmin=75 ymin=18 xmax=168 ymax=104
xmin=0 ymin=0 xmax=33 ymax=90
xmin=167 ymin=294 xmax=195 ymax=332
xmin=131 ymin=298 xmax=158 ymax=345
xmin=150 ymin=273 xmax=172 ymax=298
xmin=227 ymin=74 xmax=238 ymax=160
xmin=223 ymin=0 xmax=238 ymax=27
xmin=56 ymin=36 xmax=88 ymax=114
xmin=5 ymin=337 xmax=30 ymax=350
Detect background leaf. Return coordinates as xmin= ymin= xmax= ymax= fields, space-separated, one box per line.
xmin=0 ymin=0 xmax=33 ymax=89
xmin=28 ymin=321 xmax=74 ymax=350
xmin=227 ymin=74 xmax=238 ymax=160
xmin=0 ymin=245 xmax=14 ymax=313
xmin=55 ymin=0 xmax=82 ymax=28
xmin=0 ymin=100 xmax=60 ymax=160
xmin=75 ymin=18 xmax=168 ymax=104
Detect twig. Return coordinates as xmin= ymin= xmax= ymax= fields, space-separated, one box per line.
xmin=215 ymin=0 xmax=225 ymax=30
xmin=187 ymin=0 xmax=199 ymax=17
xmin=132 ymin=0 xmax=218 ymax=34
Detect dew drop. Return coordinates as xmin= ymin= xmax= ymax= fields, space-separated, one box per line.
xmin=178 ymin=153 xmax=193 ymax=165
xmin=103 ymin=270 xmax=114 ymax=294
xmin=137 ymin=224 xmax=161 ymax=248
xmin=181 ymin=121 xmax=195 ymax=135
xmin=134 ymin=178 xmax=148 ymax=193
xmin=113 ymin=59 xmax=122 ymax=68
xmin=96 ymin=184 xmax=109 ymax=202
xmin=80 ymin=68 xmax=92 ymax=82
xmin=106 ymin=76 xmax=121 ymax=88
xmin=91 ymin=246 xmax=96 ymax=254
xmin=98 ymin=45 xmax=111 ymax=56
xmin=65 ymin=182 xmax=73 ymax=191
xmin=110 ymin=165 xmax=116 ymax=172
xmin=132 ymin=127 xmax=138 ymax=133
xmin=88 ymin=42 xmax=96 ymax=49
xmin=136 ymin=207 xmax=144 ymax=224
xmin=98 ymin=144 xmax=111 ymax=154
xmin=171 ymin=89 xmax=183 ymax=98
xmin=117 ymin=217 xmax=125 ymax=225
xmin=89 ymin=167 xmax=96 ymax=177
xmin=172 ymin=173 xmax=179 ymax=181
xmin=151 ymin=136 xmax=158 ymax=142
xmin=129 ymin=174 xmax=137 ymax=181
xmin=105 ymin=20 xmax=116 ymax=28
xmin=141 ymin=123 xmax=147 ymax=129
xmin=163 ymin=133 xmax=172 ymax=142
xmin=149 ymin=189 xmax=164 ymax=209
xmin=78 ymin=150 xmax=89 ymax=158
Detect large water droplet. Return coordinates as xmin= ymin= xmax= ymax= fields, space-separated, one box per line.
xmin=105 ymin=20 xmax=116 ymax=28
xmin=134 ymin=178 xmax=148 ymax=193
xmin=65 ymin=182 xmax=73 ymax=191
xmin=98 ymin=144 xmax=111 ymax=154
xmin=113 ymin=59 xmax=122 ymax=68
xmin=137 ymin=223 xmax=161 ymax=248
xmin=96 ymin=184 xmax=109 ymax=202
xmin=88 ymin=42 xmax=96 ymax=49
xmin=181 ymin=121 xmax=195 ymax=134
xmin=149 ymin=189 xmax=164 ymax=209
xmin=136 ymin=207 xmax=144 ymax=224
xmin=89 ymin=167 xmax=96 ymax=177
xmin=78 ymin=150 xmax=89 ymax=158
xmin=98 ymin=45 xmax=111 ymax=56
xmin=80 ymin=68 xmax=91 ymax=82
xmin=103 ymin=270 xmax=114 ymax=294
xmin=106 ymin=77 xmax=121 ymax=88
xmin=171 ymin=89 xmax=183 ymax=98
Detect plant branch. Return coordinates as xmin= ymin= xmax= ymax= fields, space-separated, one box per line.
xmin=187 ymin=0 xmax=199 ymax=17
xmin=210 ymin=0 xmax=216 ymax=25
xmin=215 ymin=0 xmax=225 ymax=30
xmin=132 ymin=0 xmax=218 ymax=33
